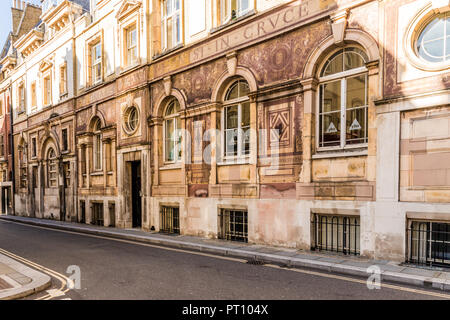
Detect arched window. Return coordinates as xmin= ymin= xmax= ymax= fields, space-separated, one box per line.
xmin=18 ymin=141 xmax=27 ymax=188
xmin=47 ymin=147 xmax=57 ymax=188
xmin=318 ymin=47 xmax=368 ymax=149
xmin=164 ymin=99 xmax=181 ymax=163
xmin=416 ymin=12 xmax=450 ymax=63
xmin=222 ymin=79 xmax=250 ymax=158
xmin=92 ymin=117 xmax=102 ymax=171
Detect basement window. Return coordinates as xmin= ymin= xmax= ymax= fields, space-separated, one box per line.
xmin=311 ymin=214 xmax=360 ymax=255
xmin=219 ymin=209 xmax=248 ymax=243
xmin=408 ymin=221 xmax=450 ymax=267
xmin=160 ymin=206 xmax=180 ymax=234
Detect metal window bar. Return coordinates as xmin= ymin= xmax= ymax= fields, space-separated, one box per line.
xmin=408 ymin=221 xmax=450 ymax=267
xmin=312 ymin=214 xmax=360 ymax=255
xmin=160 ymin=206 xmax=180 ymax=234
xmin=219 ymin=210 xmax=248 ymax=243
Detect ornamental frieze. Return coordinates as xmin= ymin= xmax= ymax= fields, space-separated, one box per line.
xmin=149 ymin=0 xmax=337 ymax=80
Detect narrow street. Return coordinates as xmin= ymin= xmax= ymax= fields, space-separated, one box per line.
xmin=0 ymin=220 xmax=447 ymax=300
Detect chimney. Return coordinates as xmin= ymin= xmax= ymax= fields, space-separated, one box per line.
xmin=11 ymin=0 xmax=23 ymax=35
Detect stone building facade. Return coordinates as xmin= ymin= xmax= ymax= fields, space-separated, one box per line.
xmin=3 ymin=0 xmax=450 ymax=265
xmin=0 ymin=1 xmax=43 ymax=214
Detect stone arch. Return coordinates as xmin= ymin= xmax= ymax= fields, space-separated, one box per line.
xmin=87 ymin=110 xmax=106 ymax=132
xmin=154 ymin=87 xmax=186 ymax=118
xmin=40 ymin=133 xmax=60 ymax=161
xmin=17 ymin=135 xmax=27 ymax=148
xmin=17 ymin=135 xmax=28 ymax=163
xmin=302 ymin=29 xmax=380 ymax=79
xmin=211 ymin=66 xmax=258 ymax=102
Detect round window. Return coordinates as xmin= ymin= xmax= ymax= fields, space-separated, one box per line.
xmin=124 ymin=106 xmax=139 ymax=134
xmin=416 ymin=12 xmax=449 ymax=63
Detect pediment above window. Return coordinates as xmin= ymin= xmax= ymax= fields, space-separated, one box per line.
xmin=15 ymin=30 xmax=44 ymax=58
xmin=0 ymin=55 xmax=16 ymax=73
xmin=116 ymin=0 xmax=141 ymax=20
xmin=39 ymin=60 xmax=53 ymax=73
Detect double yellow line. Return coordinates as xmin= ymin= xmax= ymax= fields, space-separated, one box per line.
xmin=264 ymin=264 xmax=450 ymax=299
xmin=0 ymin=247 xmax=73 ymax=300
xmin=1 ymin=219 xmax=450 ymax=299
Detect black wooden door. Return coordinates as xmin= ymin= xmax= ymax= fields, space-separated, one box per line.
xmin=131 ymin=161 xmax=142 ymax=228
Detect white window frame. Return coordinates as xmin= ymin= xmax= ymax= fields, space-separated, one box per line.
xmin=161 ymin=0 xmax=182 ymax=51
xmin=220 ymin=83 xmax=251 ymax=161
xmin=126 ymin=26 xmax=138 ymax=66
xmin=163 ymin=100 xmax=182 ymax=164
xmin=92 ymin=43 xmax=102 ymax=85
xmin=43 ymin=75 xmax=52 ymax=106
xmin=316 ymin=63 xmax=369 ymax=152
xmin=93 ymin=119 xmax=103 ymax=172
xmin=416 ymin=11 xmax=450 ymax=64
xmin=19 ymin=84 xmax=25 ymax=112
xmin=220 ymin=0 xmax=253 ymax=25
xmin=60 ymin=63 xmax=67 ymax=95
xmin=31 ymin=82 xmax=37 ymax=110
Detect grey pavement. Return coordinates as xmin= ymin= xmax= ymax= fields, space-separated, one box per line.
xmin=1 ymin=214 xmax=449 ymax=293
xmin=0 ymin=251 xmax=51 ymax=300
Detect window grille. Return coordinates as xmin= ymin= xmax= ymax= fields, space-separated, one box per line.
xmin=311 ymin=214 xmax=360 ymax=255
xmin=219 ymin=209 xmax=248 ymax=243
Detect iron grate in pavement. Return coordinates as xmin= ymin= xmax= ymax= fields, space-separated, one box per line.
xmin=0 ymin=277 xmax=13 ymax=290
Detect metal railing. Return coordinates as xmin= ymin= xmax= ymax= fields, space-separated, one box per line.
xmin=160 ymin=206 xmax=180 ymax=234
xmin=408 ymin=221 xmax=450 ymax=267
xmin=312 ymin=214 xmax=360 ymax=255
xmin=219 ymin=209 xmax=248 ymax=243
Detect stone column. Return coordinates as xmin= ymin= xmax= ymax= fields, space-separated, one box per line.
xmin=77 ymin=144 xmax=84 ymax=189
xmin=208 ymin=104 xmax=220 ymax=185
xmin=38 ymin=160 xmax=44 ymax=217
xmin=102 ymin=138 xmax=109 ymax=189
xmin=86 ymin=142 xmax=92 ymax=188
xmin=180 ymin=110 xmax=188 ymax=196
xmin=58 ymin=156 xmax=66 ymax=221
xmin=111 ymin=139 xmax=117 ymax=187
xmin=366 ymin=61 xmax=379 ymax=183
xmin=299 ymin=77 xmax=318 ymax=184
xmin=150 ymin=117 xmax=162 ymax=186
xmin=117 ymin=151 xmax=124 ymax=227
xmin=249 ymin=94 xmax=258 ymax=184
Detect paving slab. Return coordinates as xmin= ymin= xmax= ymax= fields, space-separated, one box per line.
xmin=0 ymin=253 xmax=51 ymax=300
xmin=400 ymin=267 xmax=442 ymax=277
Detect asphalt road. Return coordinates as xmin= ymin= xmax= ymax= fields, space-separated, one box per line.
xmin=0 ymin=220 xmax=448 ymax=300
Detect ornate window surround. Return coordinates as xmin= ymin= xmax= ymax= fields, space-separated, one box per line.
xmin=220 ymin=78 xmax=251 ymax=162
xmin=116 ymin=0 xmax=142 ymax=71
xmin=315 ymin=46 xmax=369 ymax=152
xmin=123 ymin=105 xmax=140 ymax=136
xmin=163 ymin=98 xmax=182 ymax=165
xmin=403 ymin=1 xmax=450 ymax=71
xmin=85 ymin=32 xmax=104 ymax=87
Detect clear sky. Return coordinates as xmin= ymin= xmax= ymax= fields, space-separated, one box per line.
xmin=0 ymin=0 xmax=42 ymax=49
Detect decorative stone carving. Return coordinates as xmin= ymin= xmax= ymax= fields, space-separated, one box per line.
xmin=432 ymin=0 xmax=450 ymax=12
xmin=163 ymin=76 xmax=172 ymax=96
xmin=330 ymin=10 xmax=349 ymax=45
xmin=226 ymin=52 xmax=238 ymax=76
